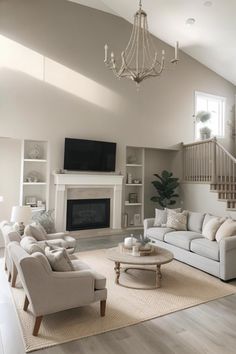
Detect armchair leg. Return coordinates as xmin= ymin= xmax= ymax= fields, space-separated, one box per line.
xmin=8 ymin=272 xmax=11 ymax=282
xmin=100 ymin=300 xmax=106 ymax=317
xmin=4 ymin=261 xmax=7 ymax=271
xmin=23 ymin=296 xmax=29 ymax=311
xmin=33 ymin=316 xmax=43 ymax=336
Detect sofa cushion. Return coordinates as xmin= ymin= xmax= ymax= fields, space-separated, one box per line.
xmin=190 ymin=238 xmax=219 ymax=261
xmin=215 ymin=218 xmax=236 ymax=242
xmin=164 ymin=231 xmax=203 ymax=250
xmin=202 ymin=217 xmax=225 ymax=241
xmin=45 ymin=246 xmax=74 ymax=271
xmin=20 ymin=236 xmax=45 ymax=255
xmin=202 ymin=214 xmax=216 ymax=229
xmin=154 ymin=209 xmax=167 ymax=226
xmin=187 ymin=212 xmax=205 ymax=233
xmin=146 ymin=227 xmax=175 ymax=241
xmin=166 ymin=210 xmax=188 ymax=231
xmin=24 ymin=223 xmax=47 ymax=241
xmin=72 ymin=260 xmax=90 ymax=271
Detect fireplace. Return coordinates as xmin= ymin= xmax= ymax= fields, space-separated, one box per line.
xmin=66 ymin=198 xmax=110 ymax=231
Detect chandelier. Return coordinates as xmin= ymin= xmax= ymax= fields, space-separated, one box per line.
xmin=104 ymin=0 xmax=179 ymax=85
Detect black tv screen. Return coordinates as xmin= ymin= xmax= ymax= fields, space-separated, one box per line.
xmin=64 ymin=138 xmax=116 ymax=172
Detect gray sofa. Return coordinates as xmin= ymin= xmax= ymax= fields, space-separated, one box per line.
xmin=144 ymin=211 xmax=236 ymax=281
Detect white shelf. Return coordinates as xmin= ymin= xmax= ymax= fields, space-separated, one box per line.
xmin=24 ymin=159 xmax=47 ymax=163
xmin=23 ymin=182 xmax=47 ymax=186
xmin=125 ymin=184 xmax=143 ymax=186
xmin=126 ymin=164 xmax=143 ymax=167
xmin=125 ymin=202 xmax=142 ymax=206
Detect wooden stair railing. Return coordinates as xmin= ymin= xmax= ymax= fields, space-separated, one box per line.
xmin=183 ymin=138 xmax=236 ymax=210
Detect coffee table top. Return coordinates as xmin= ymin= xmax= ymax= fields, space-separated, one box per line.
xmin=107 ymin=245 xmax=174 ymax=266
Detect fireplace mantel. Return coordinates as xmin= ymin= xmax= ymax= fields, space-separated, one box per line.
xmin=53 ymin=173 xmax=124 ymax=231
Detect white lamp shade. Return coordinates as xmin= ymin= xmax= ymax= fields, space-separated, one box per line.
xmin=11 ymin=206 xmax=32 ymax=224
xmin=0 ymin=196 xmax=3 ymax=202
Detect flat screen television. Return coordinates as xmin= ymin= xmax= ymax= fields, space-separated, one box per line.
xmin=64 ymin=138 xmax=116 ymax=172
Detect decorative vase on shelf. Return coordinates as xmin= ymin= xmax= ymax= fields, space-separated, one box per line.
xmin=28 ymin=144 xmax=41 ymax=159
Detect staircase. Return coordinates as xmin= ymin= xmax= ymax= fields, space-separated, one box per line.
xmin=182 ymin=138 xmax=236 ymax=211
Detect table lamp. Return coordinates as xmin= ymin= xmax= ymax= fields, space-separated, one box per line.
xmin=11 ymin=206 xmax=32 ymax=236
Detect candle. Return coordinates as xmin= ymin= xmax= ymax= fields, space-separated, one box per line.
xmin=175 ymin=41 xmax=179 ymax=60
xmin=104 ymin=44 xmax=108 ymax=62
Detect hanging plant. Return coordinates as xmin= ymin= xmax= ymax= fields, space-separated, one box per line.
xmin=151 ymin=170 xmax=179 ymax=209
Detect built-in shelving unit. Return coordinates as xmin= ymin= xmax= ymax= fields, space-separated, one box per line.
xmin=124 ymin=146 xmax=145 ymax=229
xmin=20 ymin=139 xmax=49 ymax=212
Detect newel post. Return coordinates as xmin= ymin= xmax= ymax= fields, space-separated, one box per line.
xmin=211 ymin=137 xmax=217 ymax=184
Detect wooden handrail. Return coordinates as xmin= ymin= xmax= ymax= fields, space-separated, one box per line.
xmin=183 ymin=138 xmax=215 ymax=148
xmin=216 ymin=141 xmax=236 ymax=164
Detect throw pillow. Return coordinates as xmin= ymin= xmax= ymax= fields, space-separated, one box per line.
xmin=154 ymin=209 xmax=167 ymax=226
xmin=24 ymin=223 xmax=47 ymax=241
xmin=166 ymin=210 xmax=188 ymax=231
xmin=202 ymin=213 xmax=216 ymax=230
xmin=45 ymin=246 xmax=74 ymax=272
xmin=202 ymin=217 xmax=225 ymax=241
xmin=187 ymin=212 xmax=205 ymax=233
xmin=20 ymin=236 xmax=45 ymax=255
xmin=215 ymin=218 xmax=236 ymax=242
xmin=32 ymin=209 xmax=56 ymax=234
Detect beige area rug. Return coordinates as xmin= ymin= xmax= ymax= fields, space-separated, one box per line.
xmin=11 ymin=249 xmax=236 ymax=352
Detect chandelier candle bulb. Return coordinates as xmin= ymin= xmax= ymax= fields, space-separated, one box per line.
xmin=104 ymin=44 xmax=108 ymax=62
xmin=175 ymin=41 xmax=179 ymax=60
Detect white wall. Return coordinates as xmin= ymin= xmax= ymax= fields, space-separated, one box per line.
xmin=0 ymin=138 xmax=21 ymax=220
xmin=181 ymin=183 xmax=236 ymax=218
xmin=0 ymin=0 xmax=235 ymax=213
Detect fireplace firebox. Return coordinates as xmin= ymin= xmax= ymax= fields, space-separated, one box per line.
xmin=66 ymin=198 xmax=110 ymax=231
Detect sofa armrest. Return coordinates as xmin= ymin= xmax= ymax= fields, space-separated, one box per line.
xmin=219 ymin=236 xmax=236 ymax=280
xmin=143 ymin=218 xmax=155 ymax=237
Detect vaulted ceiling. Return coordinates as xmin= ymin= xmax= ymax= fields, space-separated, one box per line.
xmin=69 ymin=0 xmax=236 ymax=86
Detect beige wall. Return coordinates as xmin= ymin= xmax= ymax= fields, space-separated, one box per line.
xmin=0 ymin=138 xmax=21 ymax=221
xmin=0 ymin=0 xmax=235 ymax=212
xmin=181 ymin=183 xmax=236 ymax=218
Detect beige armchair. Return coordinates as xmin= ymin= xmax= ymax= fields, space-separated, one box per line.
xmin=8 ymin=242 xmax=107 ymax=336
xmin=0 ymin=221 xmax=77 ymax=287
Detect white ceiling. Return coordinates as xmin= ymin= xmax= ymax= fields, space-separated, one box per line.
xmin=69 ymin=0 xmax=236 ymax=86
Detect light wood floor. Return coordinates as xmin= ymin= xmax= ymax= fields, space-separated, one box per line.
xmin=1 ymin=236 xmax=236 ymax=354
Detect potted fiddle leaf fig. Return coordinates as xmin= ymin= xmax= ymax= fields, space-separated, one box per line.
xmin=151 ymin=170 xmax=179 ymax=209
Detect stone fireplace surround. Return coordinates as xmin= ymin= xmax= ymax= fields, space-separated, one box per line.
xmin=54 ymin=173 xmax=124 ymax=232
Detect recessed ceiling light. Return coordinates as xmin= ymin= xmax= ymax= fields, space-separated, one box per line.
xmin=204 ymin=1 xmax=213 ymax=6
xmin=185 ymin=18 xmax=196 ymax=26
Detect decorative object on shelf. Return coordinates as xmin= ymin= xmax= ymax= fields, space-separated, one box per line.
xmin=200 ymin=126 xmax=212 ymax=140
xmin=37 ymin=200 xmax=44 ymax=208
xmin=134 ymin=213 xmax=141 ymax=226
xmin=151 ymin=170 xmax=179 ymax=208
xmin=123 ymin=212 xmax=128 ymax=228
xmin=124 ymin=234 xmax=137 ymax=249
xmin=25 ymin=196 xmax=37 ymax=207
xmin=104 ymin=0 xmax=179 ymax=85
xmin=133 ymin=179 xmax=141 ymax=184
xmin=11 ymin=205 xmax=32 ymax=236
xmin=28 ymin=144 xmax=41 ymax=159
xmin=127 ymin=173 xmax=132 ymax=184
xmin=129 ymin=193 xmax=138 ymax=204
xmin=25 ymin=171 xmax=43 ymax=183
xmin=127 ymin=155 xmax=137 ymax=164
xmin=32 ymin=209 xmax=56 ymax=234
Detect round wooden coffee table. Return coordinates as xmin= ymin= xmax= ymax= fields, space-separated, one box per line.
xmin=107 ymin=246 xmax=174 ymax=290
